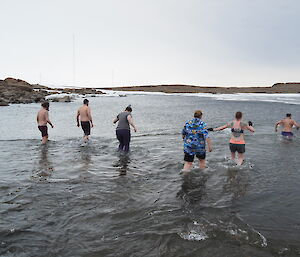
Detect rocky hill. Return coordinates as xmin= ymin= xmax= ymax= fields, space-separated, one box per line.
xmin=0 ymin=78 xmax=104 ymax=106
xmin=0 ymin=78 xmax=47 ymax=106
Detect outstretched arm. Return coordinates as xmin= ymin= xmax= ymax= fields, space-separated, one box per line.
xmin=293 ymin=120 xmax=300 ymax=130
xmin=246 ymin=121 xmax=255 ymax=132
xmin=275 ymin=120 xmax=282 ymax=132
xmin=246 ymin=125 xmax=255 ymax=132
xmin=127 ymin=115 xmax=137 ymax=132
xmin=213 ymin=124 xmax=229 ymax=132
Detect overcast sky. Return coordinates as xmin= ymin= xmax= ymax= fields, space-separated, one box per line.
xmin=1 ymin=0 xmax=299 ymax=87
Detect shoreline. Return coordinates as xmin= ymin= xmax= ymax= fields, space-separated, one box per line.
xmin=1 ymin=77 xmax=300 ymax=106
xmin=100 ymin=83 xmax=300 ymax=94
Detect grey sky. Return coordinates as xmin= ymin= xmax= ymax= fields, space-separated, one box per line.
xmin=1 ymin=0 xmax=299 ymax=87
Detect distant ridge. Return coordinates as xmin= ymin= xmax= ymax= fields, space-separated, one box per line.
xmin=1 ymin=77 xmax=300 ymax=106
xmin=101 ymin=83 xmax=300 ymax=94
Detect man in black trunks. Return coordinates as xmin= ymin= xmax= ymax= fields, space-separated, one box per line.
xmin=77 ymin=99 xmax=94 ymax=142
xmin=37 ymin=102 xmax=54 ymax=144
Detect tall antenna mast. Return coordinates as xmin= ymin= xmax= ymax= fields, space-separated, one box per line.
xmin=73 ymin=34 xmax=76 ymax=87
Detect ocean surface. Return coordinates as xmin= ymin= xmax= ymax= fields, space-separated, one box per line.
xmin=1 ymin=92 xmax=300 ymax=257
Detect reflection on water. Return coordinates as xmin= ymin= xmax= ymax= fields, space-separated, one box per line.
xmin=32 ymin=145 xmax=54 ymax=181
xmin=113 ymin=152 xmax=131 ymax=175
xmin=79 ymin=144 xmax=92 ymax=172
xmin=177 ymin=171 xmax=208 ymax=204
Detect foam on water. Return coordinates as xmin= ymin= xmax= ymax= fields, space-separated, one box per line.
xmin=102 ymin=90 xmax=300 ymax=105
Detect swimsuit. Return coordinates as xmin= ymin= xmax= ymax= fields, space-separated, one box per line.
xmin=229 ymin=143 xmax=245 ymax=153
xmin=38 ymin=125 xmax=48 ymax=137
xmin=281 ymin=131 xmax=293 ymax=137
xmin=81 ymin=121 xmax=91 ymax=136
xmin=229 ymin=122 xmax=246 ymax=153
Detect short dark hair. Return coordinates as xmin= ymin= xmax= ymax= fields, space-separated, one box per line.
xmin=41 ymin=102 xmax=49 ymax=108
xmin=194 ymin=110 xmax=202 ymax=118
xmin=125 ymin=106 xmax=132 ymax=112
xmin=83 ymin=99 xmax=89 ymax=105
xmin=235 ymin=111 xmax=242 ymax=120
xmin=286 ymin=113 xmax=291 ymax=117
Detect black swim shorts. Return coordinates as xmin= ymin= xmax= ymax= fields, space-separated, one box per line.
xmin=38 ymin=125 xmax=48 ymax=137
xmin=184 ymin=152 xmax=206 ymax=162
xmin=229 ymin=143 xmax=245 ymax=153
xmin=81 ymin=121 xmax=91 ymax=136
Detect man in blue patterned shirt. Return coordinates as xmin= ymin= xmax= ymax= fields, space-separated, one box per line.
xmin=182 ymin=110 xmax=212 ymax=171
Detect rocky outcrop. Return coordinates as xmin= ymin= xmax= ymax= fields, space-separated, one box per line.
xmin=52 ymin=87 xmax=105 ymax=95
xmin=49 ymin=95 xmax=73 ymax=102
xmin=0 ymin=77 xmax=105 ymax=106
xmin=0 ymin=78 xmax=48 ymax=105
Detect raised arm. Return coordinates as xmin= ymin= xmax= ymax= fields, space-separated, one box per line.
xmin=246 ymin=125 xmax=255 ymax=132
xmin=127 ymin=115 xmax=137 ymax=132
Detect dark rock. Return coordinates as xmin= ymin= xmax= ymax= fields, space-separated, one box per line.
xmin=50 ymin=95 xmax=72 ymax=102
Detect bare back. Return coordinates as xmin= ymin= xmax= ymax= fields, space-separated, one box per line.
xmin=37 ymin=109 xmax=48 ymax=126
xmin=228 ymin=120 xmax=247 ymax=144
xmin=280 ymin=118 xmax=296 ymax=132
xmin=78 ymin=105 xmax=91 ymax=122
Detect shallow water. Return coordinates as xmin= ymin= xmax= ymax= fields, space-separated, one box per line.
xmin=1 ymin=94 xmax=300 ymax=257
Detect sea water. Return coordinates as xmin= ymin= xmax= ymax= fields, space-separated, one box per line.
xmin=0 ymin=92 xmax=300 ymax=257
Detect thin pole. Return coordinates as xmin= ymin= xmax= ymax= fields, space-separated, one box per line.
xmin=73 ymin=34 xmax=76 ymax=87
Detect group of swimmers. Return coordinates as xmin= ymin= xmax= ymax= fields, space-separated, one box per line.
xmin=182 ymin=110 xmax=299 ymax=171
xmin=37 ymin=99 xmax=137 ymax=149
xmin=37 ymin=99 xmax=300 ymax=171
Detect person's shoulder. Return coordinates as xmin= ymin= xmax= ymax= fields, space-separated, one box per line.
xmin=199 ymin=120 xmax=206 ymax=126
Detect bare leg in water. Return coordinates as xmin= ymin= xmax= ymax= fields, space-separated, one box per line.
xmin=183 ymin=162 xmax=193 ymax=171
xmin=198 ymin=159 xmax=206 ymax=169
xmin=237 ymin=153 xmax=244 ymax=165
xmin=42 ymin=136 xmax=48 ymax=144
xmin=231 ymin=152 xmax=236 ymax=162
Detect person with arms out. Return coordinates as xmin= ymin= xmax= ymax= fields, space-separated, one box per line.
xmin=275 ymin=113 xmax=300 ymax=139
xmin=77 ymin=99 xmax=94 ymax=142
xmin=113 ymin=105 xmax=137 ymax=153
xmin=210 ymin=111 xmax=254 ymax=166
xmin=182 ymin=110 xmax=212 ymax=171
xmin=37 ymin=102 xmax=54 ymax=144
